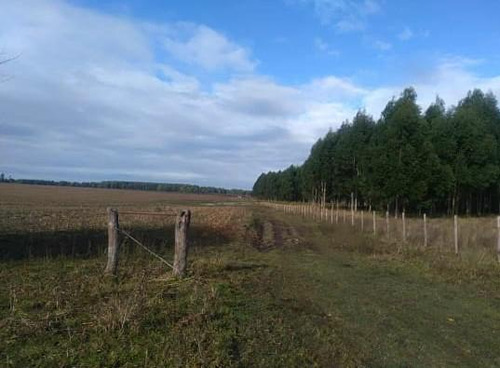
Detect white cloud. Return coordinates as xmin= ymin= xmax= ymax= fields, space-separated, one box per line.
xmin=314 ymin=37 xmax=340 ymax=56
xmin=163 ymin=23 xmax=256 ymax=72
xmin=315 ymin=37 xmax=327 ymax=51
xmin=293 ymin=0 xmax=381 ymax=32
xmin=289 ymin=102 xmax=357 ymax=142
xmin=362 ymin=0 xmax=380 ymax=14
xmin=372 ymin=39 xmax=392 ymax=51
xmin=361 ymin=58 xmax=500 ymax=118
xmin=397 ymin=27 xmax=432 ymax=41
xmin=421 ymin=29 xmax=431 ymax=38
xmin=305 ymin=76 xmax=368 ymax=99
xmin=1 ymin=0 xmax=500 ymax=189
xmin=398 ymin=26 xmax=413 ymax=41
xmin=0 ymin=0 xmax=313 ymax=188
xmin=214 ymin=77 xmax=303 ymax=118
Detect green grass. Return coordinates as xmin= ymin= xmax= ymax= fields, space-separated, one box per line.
xmin=2 ymin=205 xmax=500 ymax=367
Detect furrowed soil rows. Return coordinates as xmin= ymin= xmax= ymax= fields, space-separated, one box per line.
xmin=0 ymin=184 xmax=249 ymax=260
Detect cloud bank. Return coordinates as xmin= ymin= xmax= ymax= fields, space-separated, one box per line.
xmin=1 ymin=0 xmax=500 ymax=189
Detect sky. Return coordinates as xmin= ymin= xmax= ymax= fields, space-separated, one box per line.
xmin=1 ymin=0 xmax=499 ymax=189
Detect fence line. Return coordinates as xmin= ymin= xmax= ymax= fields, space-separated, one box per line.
xmin=105 ymin=208 xmax=190 ymax=276
xmin=263 ymin=200 xmax=500 ymax=263
xmin=117 ymin=211 xmax=177 ymax=216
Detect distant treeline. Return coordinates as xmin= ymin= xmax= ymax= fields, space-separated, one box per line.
xmin=253 ymin=88 xmax=500 ymax=216
xmin=1 ymin=176 xmax=249 ymax=196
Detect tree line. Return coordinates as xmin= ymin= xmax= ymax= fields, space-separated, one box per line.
xmin=1 ymin=176 xmax=249 ymax=196
xmin=253 ymin=88 xmax=500 ymax=216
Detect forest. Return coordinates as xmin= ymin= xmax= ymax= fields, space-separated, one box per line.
xmin=253 ymin=88 xmax=500 ymax=216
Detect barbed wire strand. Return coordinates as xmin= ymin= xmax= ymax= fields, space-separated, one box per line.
xmin=117 ymin=227 xmax=174 ymax=269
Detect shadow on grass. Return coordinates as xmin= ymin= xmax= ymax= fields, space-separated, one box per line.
xmin=0 ymin=224 xmax=231 ymax=261
xmin=223 ymin=262 xmax=268 ymax=272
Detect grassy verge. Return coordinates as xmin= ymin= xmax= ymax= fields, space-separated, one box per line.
xmin=0 ymin=246 xmax=347 ymax=366
xmin=2 ymin=205 xmax=500 ymax=367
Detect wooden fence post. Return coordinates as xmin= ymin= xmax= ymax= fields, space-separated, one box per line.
xmin=454 ymin=215 xmax=459 ymax=255
xmin=350 ymin=192 xmax=354 ymax=226
xmin=497 ymin=216 xmax=500 ymax=263
xmin=336 ymin=201 xmax=339 ymax=224
xmin=173 ymin=209 xmax=191 ymax=278
xmin=423 ymin=213 xmax=428 ymax=248
xmin=402 ymin=212 xmax=406 ymax=243
xmin=385 ymin=211 xmax=389 ymax=235
xmin=330 ymin=202 xmax=334 ymax=224
xmin=372 ymin=211 xmax=376 ymax=235
xmin=105 ymin=208 xmax=119 ymax=275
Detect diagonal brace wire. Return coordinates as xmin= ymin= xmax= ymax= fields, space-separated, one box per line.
xmin=117 ymin=227 xmax=174 ymax=269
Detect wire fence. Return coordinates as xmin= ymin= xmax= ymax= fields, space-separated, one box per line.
xmin=117 ymin=227 xmax=174 ymax=269
xmin=263 ymin=201 xmax=500 ymax=263
xmin=104 ymin=208 xmax=192 ymax=276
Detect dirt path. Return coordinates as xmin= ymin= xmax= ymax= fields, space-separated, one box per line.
xmin=247 ymin=205 xmax=500 ymax=367
xmin=246 ymin=213 xmax=302 ymax=252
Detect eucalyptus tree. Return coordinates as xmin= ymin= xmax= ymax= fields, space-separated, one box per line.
xmin=252 ymin=87 xmax=500 ymax=215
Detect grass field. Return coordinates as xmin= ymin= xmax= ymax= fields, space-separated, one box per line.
xmin=1 ymin=184 xmax=500 ymax=367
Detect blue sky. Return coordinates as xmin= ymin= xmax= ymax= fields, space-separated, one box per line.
xmin=71 ymin=0 xmax=500 ymax=86
xmin=1 ymin=0 xmax=499 ymax=189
